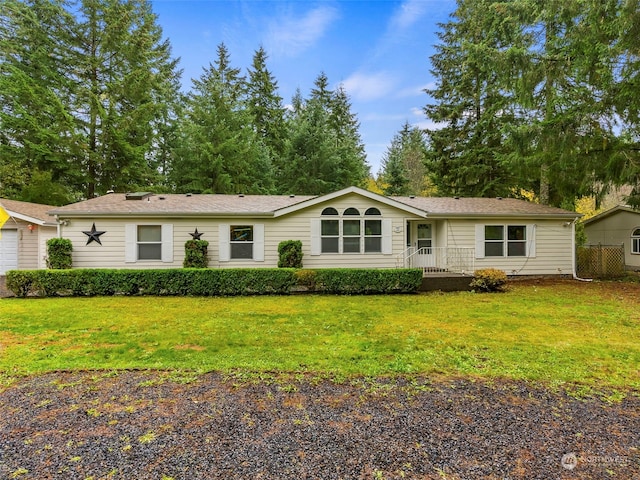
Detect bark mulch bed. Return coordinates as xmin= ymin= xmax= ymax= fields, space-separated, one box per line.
xmin=0 ymin=371 xmax=638 ymax=479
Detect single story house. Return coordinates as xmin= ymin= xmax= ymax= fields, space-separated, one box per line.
xmin=47 ymin=186 xmax=581 ymax=277
xmin=582 ymin=205 xmax=640 ymax=270
xmin=0 ymin=198 xmax=58 ymax=274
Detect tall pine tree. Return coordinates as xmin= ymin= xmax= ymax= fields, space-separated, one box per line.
xmin=245 ymin=46 xmax=287 ymax=182
xmin=0 ymin=0 xmax=79 ymax=203
xmin=171 ymin=43 xmax=274 ymax=194
xmin=425 ymin=0 xmax=518 ymax=199
xmin=281 ymin=73 xmax=369 ymax=194
xmin=380 ymin=121 xmax=429 ymax=196
xmin=72 ymin=0 xmax=181 ymax=198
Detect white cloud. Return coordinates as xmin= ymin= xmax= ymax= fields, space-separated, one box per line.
xmin=415 ymin=119 xmax=446 ymax=130
xmin=266 ymin=5 xmax=339 ymax=57
xmin=396 ymin=82 xmax=434 ymax=98
xmin=341 ymin=72 xmax=397 ymax=101
xmin=390 ymin=0 xmax=430 ymax=31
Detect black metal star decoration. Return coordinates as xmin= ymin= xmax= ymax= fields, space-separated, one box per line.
xmin=83 ymin=222 xmax=106 ymax=245
xmin=190 ymin=228 xmax=204 ymax=240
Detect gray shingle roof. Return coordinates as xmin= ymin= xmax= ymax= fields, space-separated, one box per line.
xmin=49 ymin=193 xmax=316 ymax=216
xmin=392 ymin=196 xmax=579 ymax=217
xmin=1 ymin=198 xmax=58 ymax=224
xmin=48 ymin=189 xmax=579 ymax=219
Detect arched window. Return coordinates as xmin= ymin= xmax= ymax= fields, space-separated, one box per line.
xmin=318 ymin=206 xmax=383 ymax=254
xmin=632 ymin=228 xmax=640 ymax=254
xmin=321 ymin=207 xmax=338 ymax=216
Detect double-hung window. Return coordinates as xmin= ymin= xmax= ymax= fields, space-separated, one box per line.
xmin=125 ymin=224 xmax=173 ymax=263
xmin=342 ymin=208 xmax=361 ymax=253
xmin=137 ymin=225 xmax=162 ymax=260
xmin=364 ymin=208 xmax=382 ymax=253
xmin=482 ymin=225 xmax=528 ymax=257
xmin=321 ymin=208 xmax=339 ymax=253
xmin=230 ymin=226 xmax=254 ymax=259
xmin=219 ymin=224 xmax=264 ymax=262
xmin=632 ymin=228 xmax=640 ymax=255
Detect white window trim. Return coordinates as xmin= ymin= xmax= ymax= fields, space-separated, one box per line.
xmin=219 ymin=223 xmax=264 ymax=262
xmin=475 ymin=224 xmax=536 ymax=259
xmin=311 ymin=213 xmax=392 ymax=255
xmin=125 ymin=223 xmax=173 ymax=263
xmin=632 ymin=227 xmax=640 ymax=255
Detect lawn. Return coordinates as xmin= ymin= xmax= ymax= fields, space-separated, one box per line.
xmin=1 ymin=279 xmax=638 ymax=389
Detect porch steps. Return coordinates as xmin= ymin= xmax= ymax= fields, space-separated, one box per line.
xmin=419 ymin=274 xmax=473 ymax=292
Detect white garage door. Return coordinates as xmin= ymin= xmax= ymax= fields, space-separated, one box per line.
xmin=0 ymin=230 xmax=18 ymax=274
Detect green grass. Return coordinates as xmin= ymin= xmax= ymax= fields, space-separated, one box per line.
xmin=1 ymin=281 xmax=638 ymax=389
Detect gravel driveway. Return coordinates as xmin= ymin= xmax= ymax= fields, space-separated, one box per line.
xmin=0 ymin=371 xmax=638 ymax=479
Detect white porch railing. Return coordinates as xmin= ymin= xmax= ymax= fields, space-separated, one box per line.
xmin=397 ymin=247 xmax=475 ymax=275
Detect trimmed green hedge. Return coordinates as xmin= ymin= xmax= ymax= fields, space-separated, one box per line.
xmin=5 ymin=268 xmax=422 ymax=297
xmin=304 ymin=268 xmax=423 ymax=294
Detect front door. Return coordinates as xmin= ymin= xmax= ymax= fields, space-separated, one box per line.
xmin=415 ymin=223 xmax=435 ymax=268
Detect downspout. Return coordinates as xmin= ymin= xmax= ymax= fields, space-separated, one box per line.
xmin=55 ymin=215 xmax=63 ymax=238
xmin=572 ymin=218 xmax=592 ymax=282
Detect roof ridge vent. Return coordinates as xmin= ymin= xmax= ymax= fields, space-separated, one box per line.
xmin=125 ymin=192 xmax=153 ymax=201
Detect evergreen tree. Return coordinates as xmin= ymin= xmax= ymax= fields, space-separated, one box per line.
xmin=72 ymin=0 xmax=182 ymax=198
xmin=282 ymin=92 xmax=341 ymax=195
xmin=171 ymin=43 xmax=274 ymax=194
xmin=329 ymin=85 xmax=370 ymax=187
xmin=245 ymin=46 xmax=287 ymax=180
xmin=280 ymin=73 xmax=369 ymax=194
xmin=504 ymin=0 xmax=617 ymax=207
xmin=380 ymin=121 xmax=429 ymax=196
xmin=0 ymin=0 xmax=79 ymax=203
xmin=380 ymin=147 xmax=410 ymax=196
xmin=605 ymin=0 xmax=640 ymax=207
xmin=425 ymin=0 xmax=519 ymax=199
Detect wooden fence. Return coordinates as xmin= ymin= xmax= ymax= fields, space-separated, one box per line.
xmin=577 ymin=244 xmax=625 ymax=278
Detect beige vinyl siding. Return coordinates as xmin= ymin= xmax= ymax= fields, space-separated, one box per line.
xmin=435 ymin=219 xmax=448 ymax=249
xmin=446 ymin=218 xmax=574 ymax=275
xmin=584 ymin=210 xmax=640 ymax=269
xmin=17 ymin=222 xmax=39 ymax=270
xmin=272 ymin=193 xmax=412 ymax=269
xmin=60 ymin=193 xmax=418 ymax=270
xmin=0 ymin=220 xmax=56 ymax=271
xmin=38 ymin=227 xmax=57 ymax=269
xmin=16 ymin=221 xmax=40 ymax=270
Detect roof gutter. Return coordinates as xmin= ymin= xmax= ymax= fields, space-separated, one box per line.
xmin=425 ymin=213 xmax=581 ymax=220
xmin=49 ymin=212 xmax=277 ymax=218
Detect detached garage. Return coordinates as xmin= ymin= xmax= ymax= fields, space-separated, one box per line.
xmin=0 ymin=199 xmax=58 ymax=275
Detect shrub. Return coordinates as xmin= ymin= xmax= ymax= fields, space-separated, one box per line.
xmin=470 ymin=268 xmax=508 ymax=292
xmin=294 ymin=269 xmax=317 ymax=290
xmin=5 ymin=268 xmax=423 ymax=298
xmin=46 ymin=238 xmax=73 ymax=269
xmin=278 ymin=240 xmax=303 ymax=268
xmin=309 ymin=268 xmax=422 ymax=294
xmin=6 ymin=268 xmax=297 ymax=298
xmin=183 ymin=240 xmax=209 ymax=268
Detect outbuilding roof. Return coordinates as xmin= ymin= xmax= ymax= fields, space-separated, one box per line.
xmin=48 ymin=187 xmax=580 ymax=219
xmin=581 ymin=205 xmax=639 ymax=226
xmin=0 ymin=198 xmax=58 ymax=225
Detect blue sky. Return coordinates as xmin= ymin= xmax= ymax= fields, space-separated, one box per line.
xmin=150 ymin=0 xmax=456 ymax=174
